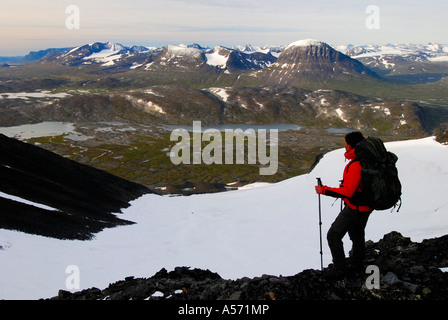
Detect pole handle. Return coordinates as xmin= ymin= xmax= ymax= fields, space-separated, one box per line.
xmin=316 ymin=177 xmax=322 ymax=186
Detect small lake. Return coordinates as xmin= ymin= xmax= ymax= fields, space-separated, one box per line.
xmin=0 ymin=122 xmax=91 ymax=141
xmin=326 ymin=128 xmax=356 ymax=134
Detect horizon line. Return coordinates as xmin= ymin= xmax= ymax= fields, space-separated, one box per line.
xmin=2 ymin=39 xmax=448 ymax=58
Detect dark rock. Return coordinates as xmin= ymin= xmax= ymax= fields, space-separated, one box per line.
xmin=48 ymin=231 xmax=448 ymax=300
xmin=260 ymin=41 xmax=380 ymax=87
xmin=0 ymin=134 xmax=155 ymax=240
xmin=164 ymin=181 xmax=228 ymax=195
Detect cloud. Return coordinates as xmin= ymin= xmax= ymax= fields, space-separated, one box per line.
xmin=0 ymin=0 xmax=447 ymax=55
xmin=169 ymin=25 xmax=300 ymax=34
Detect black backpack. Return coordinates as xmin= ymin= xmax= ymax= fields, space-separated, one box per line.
xmin=350 ymin=137 xmax=402 ymax=212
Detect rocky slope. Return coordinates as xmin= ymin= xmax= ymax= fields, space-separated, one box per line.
xmin=257 ymin=40 xmax=380 ymax=86
xmin=0 ymin=134 xmax=154 ymax=240
xmin=50 ymin=231 xmax=448 ymax=300
xmin=3 ymin=85 xmax=441 ymax=137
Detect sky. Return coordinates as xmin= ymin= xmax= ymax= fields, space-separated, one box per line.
xmin=0 ymin=0 xmax=447 ymax=56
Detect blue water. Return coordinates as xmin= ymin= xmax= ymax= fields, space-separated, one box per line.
xmin=326 ymin=128 xmax=355 ymax=134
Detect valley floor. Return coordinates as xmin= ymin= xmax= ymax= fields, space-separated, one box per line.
xmin=4 ymin=121 xmax=416 ymax=193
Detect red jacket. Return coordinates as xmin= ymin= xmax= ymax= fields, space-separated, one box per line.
xmin=320 ymin=148 xmax=372 ymax=213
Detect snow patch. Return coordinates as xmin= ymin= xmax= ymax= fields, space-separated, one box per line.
xmin=207 ymin=87 xmax=230 ymax=102
xmin=130 ymin=62 xmax=144 ymax=70
xmin=166 ymin=44 xmax=202 ymax=58
xmin=0 ymin=192 xmax=59 ymax=211
xmin=205 ymin=48 xmax=229 ymax=69
xmin=145 ymin=101 xmax=166 ymax=114
xmin=83 ymin=42 xmax=124 ymax=65
xmin=373 ymin=105 xmax=391 ymax=116
xmin=144 ymin=89 xmax=164 ymax=98
xmin=286 ymin=39 xmax=325 ymax=48
xmin=428 ymin=56 xmax=448 ymax=62
xmin=0 ymin=91 xmax=70 ymax=100
xmin=400 ymin=114 xmax=408 ymax=126
xmin=320 ymin=98 xmax=329 ymax=106
xmin=335 ymin=108 xmax=348 ymax=122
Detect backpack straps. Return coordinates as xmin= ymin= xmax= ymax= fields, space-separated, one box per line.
xmin=346 ymin=158 xmax=359 ymax=174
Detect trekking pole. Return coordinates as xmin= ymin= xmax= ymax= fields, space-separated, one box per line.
xmin=316 ymin=177 xmax=324 ymax=281
xmin=339 ymin=180 xmax=343 ymax=211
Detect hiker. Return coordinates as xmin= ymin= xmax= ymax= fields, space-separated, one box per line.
xmin=315 ymin=131 xmax=373 ymax=275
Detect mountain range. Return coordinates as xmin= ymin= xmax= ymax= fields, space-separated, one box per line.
xmin=343 ymin=43 xmax=448 ymax=65
xmin=3 ymin=40 xmax=448 ymax=75
xmin=2 ymin=41 xmax=280 ymax=74
xmin=1 ymin=39 xmax=448 ymax=140
xmin=2 ymin=39 xmax=448 ymax=95
xmin=340 ymin=43 xmax=448 ymax=82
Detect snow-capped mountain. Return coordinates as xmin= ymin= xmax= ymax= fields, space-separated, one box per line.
xmin=341 ymin=43 xmax=448 ymax=76
xmin=6 ymin=40 xmax=448 ymax=82
xmin=5 ymin=40 xmax=448 ymax=73
xmin=257 ymin=39 xmax=380 ymax=86
xmin=40 ymin=41 xmax=278 ymax=73
xmin=4 ymin=39 xmax=448 ymax=91
xmin=44 ymin=41 xmax=157 ymax=68
xmin=203 ymin=45 xmax=277 ymax=71
xmin=344 ymin=43 xmax=448 ymax=62
xmin=232 ymin=44 xmax=284 ymax=57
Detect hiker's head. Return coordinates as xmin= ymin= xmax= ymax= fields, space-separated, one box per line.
xmin=344 ymin=131 xmax=365 ymax=151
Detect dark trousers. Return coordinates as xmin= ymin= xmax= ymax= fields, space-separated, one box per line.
xmin=327 ymin=205 xmax=371 ymax=271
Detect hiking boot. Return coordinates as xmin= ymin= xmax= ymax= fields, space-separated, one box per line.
xmin=325 ymin=264 xmax=347 ymax=280
xmin=347 ymin=261 xmax=366 ymax=276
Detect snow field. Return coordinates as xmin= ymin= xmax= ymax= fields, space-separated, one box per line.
xmin=1 ymin=137 xmax=447 ymax=299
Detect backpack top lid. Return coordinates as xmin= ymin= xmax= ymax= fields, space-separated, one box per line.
xmin=355 ymin=137 xmax=391 ymax=167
